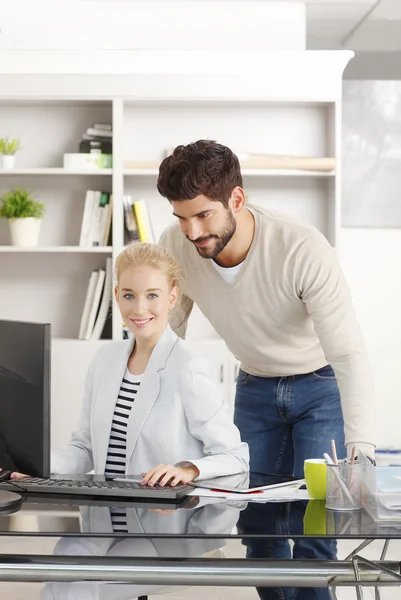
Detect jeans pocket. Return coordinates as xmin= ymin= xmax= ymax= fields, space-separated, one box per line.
xmin=236 ymin=369 xmax=251 ymax=386
xmin=312 ymin=365 xmax=336 ymax=380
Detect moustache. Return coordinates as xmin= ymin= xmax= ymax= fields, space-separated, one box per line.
xmin=188 ymin=235 xmax=218 ymax=244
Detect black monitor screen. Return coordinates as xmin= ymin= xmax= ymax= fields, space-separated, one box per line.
xmin=0 ymin=320 xmax=50 ymax=477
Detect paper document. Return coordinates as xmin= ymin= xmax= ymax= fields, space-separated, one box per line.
xmin=194 ymin=478 xmax=305 ymax=494
xmin=189 ymin=484 xmax=309 ymax=502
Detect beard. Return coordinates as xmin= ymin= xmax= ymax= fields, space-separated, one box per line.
xmin=188 ymin=210 xmax=237 ymax=259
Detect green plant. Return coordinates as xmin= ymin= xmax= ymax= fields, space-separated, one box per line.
xmin=0 ymin=187 xmax=45 ymax=220
xmin=0 ymin=136 xmax=21 ymax=155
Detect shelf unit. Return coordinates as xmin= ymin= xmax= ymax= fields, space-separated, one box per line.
xmin=0 ymin=246 xmax=112 ymax=253
xmin=0 ymin=105 xmax=343 ymax=339
xmin=0 ymin=51 xmax=352 ymax=422
xmin=123 ymin=168 xmax=336 ymax=178
xmin=0 ymin=168 xmax=112 ymax=176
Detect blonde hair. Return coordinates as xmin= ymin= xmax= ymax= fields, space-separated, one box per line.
xmin=115 ymin=241 xmax=182 ymax=290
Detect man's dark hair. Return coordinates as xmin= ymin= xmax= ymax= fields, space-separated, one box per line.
xmin=157 ymin=140 xmax=243 ymax=207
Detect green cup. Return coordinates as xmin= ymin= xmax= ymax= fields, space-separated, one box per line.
xmin=304 ymin=458 xmax=326 ymax=500
xmin=303 ymin=500 xmax=326 ymax=535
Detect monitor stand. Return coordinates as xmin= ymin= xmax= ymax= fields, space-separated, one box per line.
xmin=0 ymin=490 xmax=22 ymax=511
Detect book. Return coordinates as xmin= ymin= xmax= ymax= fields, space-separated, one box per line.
xmin=78 ymin=271 xmax=99 ymax=340
xmin=79 ymin=191 xmax=95 ymax=247
xmin=86 ymin=128 xmax=113 ymax=138
xmin=87 ymin=191 xmax=102 ymax=247
xmin=95 ymin=192 xmax=110 ymax=247
xmin=133 ymin=199 xmax=155 ymax=243
xmin=92 ymin=122 xmax=112 ymax=132
xmin=90 ymin=257 xmax=113 ymax=341
xmin=84 ymin=268 xmax=106 ymax=340
xmin=79 ymin=191 xmax=112 ymax=247
xmin=123 ymin=195 xmax=139 ymax=242
xmin=102 ymin=194 xmax=113 ymax=246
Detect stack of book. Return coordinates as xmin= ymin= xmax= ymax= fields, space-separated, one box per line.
xmin=79 ymin=122 xmax=113 ymax=155
xmin=123 ymin=195 xmax=154 ymax=244
xmin=78 ymin=257 xmax=113 ymax=341
xmin=63 ymin=122 xmax=113 ymax=170
xmin=79 ymin=190 xmax=112 ymax=247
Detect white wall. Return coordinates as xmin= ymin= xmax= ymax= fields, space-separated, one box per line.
xmin=0 ymin=1 xmax=306 ymax=51
xmin=339 ymin=229 xmax=401 ymax=449
xmin=339 ymin=77 xmax=401 ymax=450
xmin=344 ymin=52 xmax=401 ymax=80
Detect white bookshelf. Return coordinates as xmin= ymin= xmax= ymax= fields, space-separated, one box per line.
xmin=0 ymin=51 xmax=352 ymax=414
xmin=124 ymin=168 xmax=335 ymax=178
xmin=0 ymin=246 xmax=112 ymax=253
xmin=0 ymin=168 xmax=112 ymax=176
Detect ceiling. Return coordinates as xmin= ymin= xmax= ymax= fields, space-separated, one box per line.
xmin=305 ymin=0 xmax=401 ymax=51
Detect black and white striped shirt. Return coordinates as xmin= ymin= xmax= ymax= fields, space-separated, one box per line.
xmin=105 ymin=367 xmax=142 ymax=533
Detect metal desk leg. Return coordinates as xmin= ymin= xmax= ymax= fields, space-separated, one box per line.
xmin=352 ymin=553 xmax=401 ymax=600
xmin=380 ymin=540 xmax=390 ymax=560
xmin=375 ymin=541 xmax=391 ymax=600
xmin=328 ymin=588 xmax=338 ymax=600
xmin=331 ymin=538 xmax=374 ymax=598
xmin=344 ymin=539 xmax=375 ymax=561
xmin=352 ymin=556 xmax=364 ymax=600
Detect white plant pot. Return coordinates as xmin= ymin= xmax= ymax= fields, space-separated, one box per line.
xmin=8 ymin=218 xmax=42 ymax=247
xmin=1 ymin=155 xmax=16 ymax=169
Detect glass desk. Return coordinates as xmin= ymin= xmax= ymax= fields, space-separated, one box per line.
xmin=0 ymin=472 xmax=400 ymax=600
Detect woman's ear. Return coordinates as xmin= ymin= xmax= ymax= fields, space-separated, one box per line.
xmin=169 ymin=286 xmax=179 ymax=310
xmin=114 ymin=285 xmax=119 ymax=303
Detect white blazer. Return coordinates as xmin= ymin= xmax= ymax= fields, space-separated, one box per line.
xmin=41 ymin=499 xmax=243 ymax=600
xmin=52 ymin=325 xmax=249 ymax=480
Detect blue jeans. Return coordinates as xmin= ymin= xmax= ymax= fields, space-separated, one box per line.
xmin=234 ymin=364 xmax=346 ymax=600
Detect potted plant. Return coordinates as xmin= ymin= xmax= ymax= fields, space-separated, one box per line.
xmin=0 ymin=136 xmax=22 ymax=169
xmin=0 ymin=187 xmax=45 ymax=247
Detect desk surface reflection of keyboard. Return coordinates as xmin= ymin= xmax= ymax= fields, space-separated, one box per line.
xmin=2 ymin=477 xmax=195 ymax=501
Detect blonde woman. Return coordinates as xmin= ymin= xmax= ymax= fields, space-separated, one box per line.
xmin=50 ymin=242 xmax=248 ymax=491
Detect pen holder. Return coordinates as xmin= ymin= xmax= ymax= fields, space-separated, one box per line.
xmin=326 ymin=461 xmax=363 ymax=511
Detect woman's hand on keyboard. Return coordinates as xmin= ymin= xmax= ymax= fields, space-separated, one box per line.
xmin=0 ymin=468 xmax=28 ymax=481
xmin=141 ymin=463 xmax=200 ymax=487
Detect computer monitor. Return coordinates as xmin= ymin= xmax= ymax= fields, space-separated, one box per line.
xmin=0 ymin=319 xmax=50 ymax=478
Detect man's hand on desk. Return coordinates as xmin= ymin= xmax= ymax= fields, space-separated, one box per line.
xmin=141 ymin=463 xmax=200 ymax=487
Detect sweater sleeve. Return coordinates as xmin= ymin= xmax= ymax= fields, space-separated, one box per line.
xmin=159 ymin=226 xmax=194 ymax=340
xmin=295 ymin=231 xmax=376 ymax=458
xmin=169 ymin=294 xmax=194 ymax=340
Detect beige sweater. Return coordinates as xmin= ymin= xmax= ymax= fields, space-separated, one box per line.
xmin=159 ymin=205 xmax=375 ymax=454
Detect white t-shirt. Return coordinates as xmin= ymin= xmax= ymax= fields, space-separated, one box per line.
xmin=211 ymin=259 xmax=244 ymax=284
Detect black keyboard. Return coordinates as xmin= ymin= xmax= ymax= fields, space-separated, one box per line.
xmin=0 ymin=477 xmax=194 ymax=501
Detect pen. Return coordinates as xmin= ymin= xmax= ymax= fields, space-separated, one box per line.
xmin=323 ymin=452 xmax=355 ymax=506
xmin=331 ymin=439 xmax=338 ymax=465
